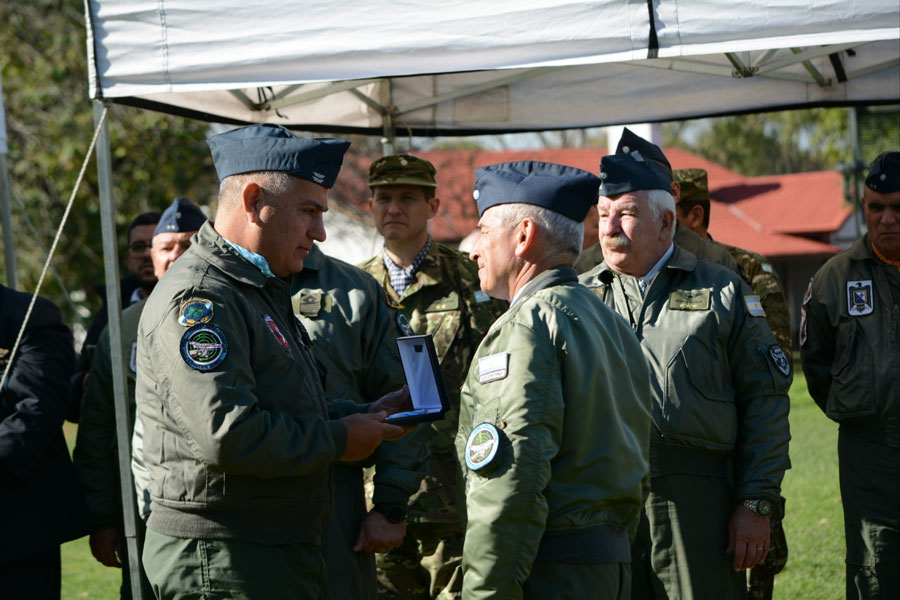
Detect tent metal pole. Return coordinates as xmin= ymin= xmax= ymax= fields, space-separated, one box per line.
xmin=381 ymin=80 xmax=395 ymax=156
xmin=93 ymin=100 xmax=146 ymax=600
xmin=0 ymin=154 xmax=15 ymax=288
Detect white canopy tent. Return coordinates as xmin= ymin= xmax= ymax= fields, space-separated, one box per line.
xmin=85 ymin=0 xmax=900 ymax=138
xmin=74 ymin=2 xmax=899 ymax=598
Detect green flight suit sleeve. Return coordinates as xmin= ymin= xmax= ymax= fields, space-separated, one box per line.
xmin=73 ymin=327 xmax=120 ymax=529
xmin=144 ymin=287 xmax=346 ymax=478
xmin=458 ymin=321 xmax=563 ymax=599
xmin=728 ymin=282 xmax=792 ymax=503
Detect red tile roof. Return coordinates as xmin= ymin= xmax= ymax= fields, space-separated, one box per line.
xmin=332 ymin=147 xmax=851 ymax=259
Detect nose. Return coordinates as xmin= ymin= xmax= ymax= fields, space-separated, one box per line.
xmin=600 ymin=214 xmax=620 ymax=236
xmin=310 ymin=213 xmax=326 ymax=243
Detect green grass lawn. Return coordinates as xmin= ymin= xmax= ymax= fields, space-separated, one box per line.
xmin=59 ymin=361 xmax=845 ymax=598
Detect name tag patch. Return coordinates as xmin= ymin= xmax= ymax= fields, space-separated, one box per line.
xmin=296 ymin=293 xmax=322 ymax=317
xmin=465 ymin=423 xmax=499 ymax=471
xmin=847 ymin=280 xmax=874 ymax=316
xmin=745 ymin=295 xmax=766 ymax=317
xmin=669 ymin=289 xmax=710 ymax=311
xmin=180 ymin=325 xmax=228 ymax=371
xmin=478 ymin=352 xmax=509 ymax=384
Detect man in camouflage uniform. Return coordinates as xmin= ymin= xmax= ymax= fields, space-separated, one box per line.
xmin=801 ymin=151 xmax=900 ymax=600
xmin=671 ymin=168 xmax=791 ymax=600
xmin=291 ymin=244 xmax=428 ymax=600
xmin=575 ymin=128 xmax=740 ymax=276
xmin=359 ymin=155 xmax=506 ymax=599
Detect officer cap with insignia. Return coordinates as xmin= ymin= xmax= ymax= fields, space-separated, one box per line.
xmin=673 ymin=168 xmax=710 ymax=205
xmin=368 ymin=154 xmax=438 ymax=189
xmin=864 ymin=150 xmax=900 ymax=193
xmin=154 ymin=197 xmax=207 ymax=236
xmin=473 ymin=161 xmax=600 ymax=222
xmin=599 ymin=154 xmax=672 ymax=197
xmin=616 ymin=127 xmax=672 ymax=177
xmin=207 ymin=123 xmax=350 ymax=188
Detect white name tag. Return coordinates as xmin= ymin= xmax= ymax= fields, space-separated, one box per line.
xmin=478 ymin=352 xmax=509 ymax=383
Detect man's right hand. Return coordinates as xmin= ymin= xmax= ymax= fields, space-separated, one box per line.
xmin=339 ymin=411 xmax=406 ymax=462
xmin=89 ymin=527 xmax=122 ymax=568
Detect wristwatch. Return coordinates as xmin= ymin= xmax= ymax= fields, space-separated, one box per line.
xmin=373 ymin=503 xmax=407 ymax=524
xmin=743 ymin=498 xmax=774 ymax=518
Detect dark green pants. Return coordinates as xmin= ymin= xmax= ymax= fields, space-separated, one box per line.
xmin=631 ymin=473 xmax=746 ymax=600
xmin=839 ymin=433 xmax=900 ymax=600
xmin=325 ymin=465 xmax=376 ymax=600
xmin=143 ymin=529 xmax=331 ymax=600
xmin=524 ymin=562 xmax=630 ymax=600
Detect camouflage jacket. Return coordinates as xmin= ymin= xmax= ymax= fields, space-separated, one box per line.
xmin=717 ymin=242 xmax=792 ymax=355
xmin=359 ymin=242 xmax=506 ymax=523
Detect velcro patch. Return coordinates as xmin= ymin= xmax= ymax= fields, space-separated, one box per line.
xmin=669 ymin=289 xmax=710 ymax=311
xmin=180 ymin=325 xmax=228 ymax=371
xmin=761 ymin=262 xmax=774 ymax=274
xmin=474 ymin=290 xmax=491 ymax=304
xmin=178 ymin=297 xmax=214 ymax=327
xmin=396 ymin=312 xmax=414 ymax=337
xmin=769 ymin=344 xmax=791 ymax=377
xmin=847 ymin=280 xmax=874 ymax=316
xmin=295 ymin=293 xmax=322 ymax=317
xmin=745 ymin=295 xmax=766 ymax=317
xmin=465 ymin=423 xmax=499 ymax=470
xmin=478 ymin=352 xmax=509 ymax=384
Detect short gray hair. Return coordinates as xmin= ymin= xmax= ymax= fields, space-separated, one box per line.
xmin=216 ymin=171 xmax=297 ymax=216
xmin=646 ymin=189 xmax=676 ymax=242
xmin=493 ymin=203 xmax=583 ymax=263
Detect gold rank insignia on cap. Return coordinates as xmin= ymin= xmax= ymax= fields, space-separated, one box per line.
xmin=669 ymin=289 xmax=711 ymax=311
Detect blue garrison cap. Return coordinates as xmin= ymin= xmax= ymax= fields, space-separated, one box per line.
xmin=154 ymin=197 xmax=206 ymax=236
xmin=616 ymin=127 xmax=672 ymax=177
xmin=598 ymin=155 xmax=672 ymax=197
xmin=473 ymin=161 xmax=600 ymax=222
xmin=207 ymin=124 xmax=351 ymax=188
xmin=865 ymin=151 xmax=900 ymax=193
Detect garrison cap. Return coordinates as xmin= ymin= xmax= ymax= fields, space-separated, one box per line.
xmin=473 ymin=161 xmax=600 ymax=222
xmin=616 ymin=127 xmax=672 ymax=177
xmin=598 ymin=155 xmax=672 ymax=197
xmin=368 ymin=154 xmax=438 ymax=188
xmin=673 ymin=168 xmax=710 ymax=204
xmin=207 ymin=123 xmax=350 ymax=188
xmin=864 ymin=151 xmax=900 ymax=193
xmin=154 ymin=197 xmax=206 ymax=237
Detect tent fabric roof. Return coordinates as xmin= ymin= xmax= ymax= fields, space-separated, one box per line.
xmin=336 ymin=147 xmax=851 ymax=259
xmin=85 ymin=1 xmax=900 ymax=134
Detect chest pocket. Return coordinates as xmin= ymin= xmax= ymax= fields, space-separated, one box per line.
xmin=827 ymin=318 xmax=876 ymax=421
xmin=411 ymin=292 xmax=463 ymax=364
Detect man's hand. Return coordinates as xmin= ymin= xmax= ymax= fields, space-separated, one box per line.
xmin=339 ymin=412 xmax=406 ymax=462
xmin=727 ymin=505 xmax=770 ymax=571
xmin=368 ymin=385 xmax=411 ymax=416
xmin=353 ymin=509 xmax=407 ymax=553
xmin=89 ymin=527 xmax=122 ymax=568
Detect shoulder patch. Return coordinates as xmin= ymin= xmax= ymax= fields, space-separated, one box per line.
xmin=396 ymin=312 xmax=415 ymax=337
xmin=180 ymin=324 xmax=228 ymax=371
xmin=474 ymin=290 xmax=491 ymax=304
xmin=769 ymin=344 xmax=791 ymax=377
xmin=846 ymin=280 xmax=874 ymax=316
xmin=178 ymin=297 xmax=214 ymax=327
xmin=129 ymin=341 xmax=138 ymax=374
xmin=744 ymin=295 xmax=766 ymax=317
xmin=761 ymin=262 xmax=774 ymax=274
xmin=799 ymin=306 xmax=808 ymax=348
xmin=478 ymin=352 xmax=509 ymax=384
xmin=465 ymin=423 xmax=500 ymax=471
xmin=263 ymin=315 xmax=291 ymax=352
xmin=802 ymin=278 xmax=813 ymax=306
xmin=669 ymin=289 xmax=711 ymax=311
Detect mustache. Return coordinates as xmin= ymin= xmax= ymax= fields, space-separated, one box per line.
xmin=602 ymin=233 xmax=631 ymax=249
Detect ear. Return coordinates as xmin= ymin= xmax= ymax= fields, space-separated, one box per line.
xmin=684 ymin=204 xmax=705 ymax=232
xmin=426 ymin=195 xmax=441 ymax=219
xmin=659 ymin=210 xmax=675 ymax=241
xmin=670 ymin=181 xmax=681 ymax=203
xmin=241 ymin=182 xmax=265 ymax=226
xmin=513 ymin=218 xmax=538 ymax=258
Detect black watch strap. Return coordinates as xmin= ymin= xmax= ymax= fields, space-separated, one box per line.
xmin=373 ymin=503 xmax=406 ymax=524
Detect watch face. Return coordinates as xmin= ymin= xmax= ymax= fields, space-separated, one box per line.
xmin=757 ymin=500 xmax=773 ymax=517
xmin=385 ymin=505 xmax=405 ymax=523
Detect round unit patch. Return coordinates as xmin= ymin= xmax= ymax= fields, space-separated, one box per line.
xmin=465 ymin=423 xmax=499 ymax=471
xmin=180 ymin=325 xmax=228 ymax=371
xmin=178 ymin=298 xmax=214 ymax=327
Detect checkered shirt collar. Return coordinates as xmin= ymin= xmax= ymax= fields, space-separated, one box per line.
xmin=384 ymin=236 xmax=432 ymax=296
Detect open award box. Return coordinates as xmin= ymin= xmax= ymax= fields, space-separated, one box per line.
xmin=385 ymin=334 xmax=451 ymax=426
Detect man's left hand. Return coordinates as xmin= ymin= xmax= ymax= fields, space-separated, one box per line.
xmin=368 ymin=385 xmax=411 ymax=416
xmin=727 ymin=505 xmax=770 ymax=571
xmin=353 ymin=509 xmax=407 ymax=553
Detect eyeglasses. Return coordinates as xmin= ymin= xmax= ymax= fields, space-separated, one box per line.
xmin=128 ymin=241 xmax=152 ymax=254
